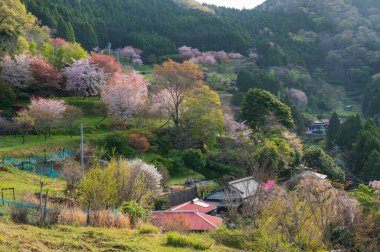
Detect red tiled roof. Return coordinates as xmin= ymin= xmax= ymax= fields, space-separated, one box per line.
xmin=150 ymin=211 xmax=223 ymax=231
xmin=169 ymin=198 xmax=217 ymax=214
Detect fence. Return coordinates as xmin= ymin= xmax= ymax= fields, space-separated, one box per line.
xmin=1 ymin=149 xmax=75 ymax=178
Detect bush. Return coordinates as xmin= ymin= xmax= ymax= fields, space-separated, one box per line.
xmin=9 ymin=204 xmax=29 ymax=224
xmin=0 ymin=80 xmax=16 ymax=108
xmin=119 ymin=201 xmax=148 ymax=229
xmin=182 ymin=149 xmax=206 ymax=173
xmin=304 ymin=147 xmax=345 ymax=182
xmin=58 ymin=208 xmax=87 ymax=226
xmin=211 ymin=227 xmax=247 ymax=249
xmin=138 ymin=224 xmax=160 ymax=234
xmin=153 ymin=196 xmax=169 ymax=210
xmin=166 ymin=232 xmax=213 ymax=250
xmin=330 ymin=226 xmax=353 ymax=247
xmin=103 ymin=133 xmax=136 ymax=158
xmin=196 ymin=182 xmax=220 ymax=199
xmin=128 ymin=133 xmax=150 ymax=152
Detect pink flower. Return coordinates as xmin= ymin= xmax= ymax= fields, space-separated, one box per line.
xmin=262 ymin=180 xmax=275 ymax=190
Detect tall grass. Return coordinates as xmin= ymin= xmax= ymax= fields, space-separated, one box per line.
xmin=166 ymin=232 xmax=213 ymax=250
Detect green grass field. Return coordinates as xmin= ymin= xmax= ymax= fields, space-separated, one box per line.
xmin=0 ymin=166 xmax=66 ymax=199
xmin=0 ymin=221 xmax=235 ymax=252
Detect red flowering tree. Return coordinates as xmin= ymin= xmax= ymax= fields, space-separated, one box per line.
xmin=90 ymin=53 xmax=122 ymax=75
xmin=30 ymin=57 xmax=62 ymax=96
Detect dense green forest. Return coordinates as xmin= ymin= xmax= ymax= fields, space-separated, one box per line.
xmin=21 ymin=0 xmax=380 ymax=87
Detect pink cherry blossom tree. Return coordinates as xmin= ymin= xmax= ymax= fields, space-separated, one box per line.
xmin=120 ymin=46 xmax=143 ymax=64
xmin=370 ymin=181 xmax=380 ymax=198
xmin=191 ymin=52 xmax=217 ymax=66
xmin=64 ymin=59 xmax=109 ymax=97
xmin=101 ymin=71 xmax=148 ymax=119
xmin=228 ymin=52 xmax=244 ymax=59
xmin=287 ymin=88 xmax=308 ymax=106
xmin=0 ymin=53 xmax=34 ymax=90
xmin=215 ymin=51 xmax=229 ymax=62
xmin=224 ymin=113 xmax=252 ymax=142
xmin=28 ymin=97 xmax=67 ymax=140
xmin=178 ymin=45 xmax=201 ymax=59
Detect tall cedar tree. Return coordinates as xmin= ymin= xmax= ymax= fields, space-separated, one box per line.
xmin=325 ymin=112 xmax=341 ymax=150
xmin=241 ymin=88 xmax=293 ymax=131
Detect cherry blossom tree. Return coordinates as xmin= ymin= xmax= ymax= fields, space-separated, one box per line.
xmin=64 ymin=59 xmax=108 ymax=97
xmin=89 ymin=53 xmax=122 ymax=75
xmin=0 ymin=53 xmax=34 ymax=90
xmin=369 ymin=181 xmax=380 ymax=198
xmin=120 ymin=46 xmax=143 ymax=64
xmin=28 ymin=97 xmax=67 ymax=140
xmin=224 ymin=113 xmax=252 ymax=142
xmin=13 ymin=109 xmax=35 ymax=144
xmin=30 ymin=56 xmax=62 ymax=96
xmin=178 ymin=45 xmax=201 ymax=59
xmin=228 ymin=52 xmax=244 ymax=59
xmin=128 ymin=159 xmax=162 ymax=190
xmin=191 ymin=52 xmax=217 ymax=66
xmin=287 ymin=88 xmax=308 ymax=106
xmin=101 ymin=71 xmax=148 ymax=118
xmin=215 ymin=50 xmax=229 ymax=62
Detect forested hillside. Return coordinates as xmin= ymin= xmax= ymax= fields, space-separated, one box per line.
xmin=1 ymin=0 xmax=380 ymax=251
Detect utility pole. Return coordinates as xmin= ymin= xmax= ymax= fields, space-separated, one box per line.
xmin=108 ymin=43 xmax=111 ymax=56
xmin=80 ymin=123 xmax=84 ymax=175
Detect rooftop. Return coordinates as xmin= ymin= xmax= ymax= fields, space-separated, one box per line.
xmin=169 ymin=198 xmax=217 ymax=214
xmin=150 ymin=210 xmax=223 ymax=231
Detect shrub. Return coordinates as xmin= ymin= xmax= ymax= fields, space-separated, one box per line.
xmin=119 ymin=201 xmax=148 ymax=229
xmin=304 ymin=147 xmax=345 ymax=182
xmin=58 ymin=208 xmax=87 ymax=226
xmin=128 ymin=133 xmax=150 ymax=152
xmin=196 ymin=182 xmax=220 ymax=199
xmin=94 ymin=210 xmax=130 ymax=229
xmin=211 ymin=227 xmax=247 ymax=249
xmin=330 ymin=226 xmax=353 ymax=247
xmin=182 ymin=149 xmax=206 ymax=173
xmin=138 ymin=224 xmax=160 ymax=234
xmin=9 ymin=204 xmax=29 ymax=224
xmin=153 ymin=196 xmax=169 ymax=210
xmin=166 ymin=232 xmax=213 ymax=250
xmin=103 ymin=133 xmax=136 ymax=158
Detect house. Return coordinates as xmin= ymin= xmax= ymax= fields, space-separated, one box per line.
xmin=150 ymin=210 xmax=223 ymax=231
xmin=344 ymin=105 xmax=353 ymax=111
xmin=286 ymin=171 xmax=328 ymax=188
xmin=306 ymin=119 xmax=330 ymax=136
xmin=204 ymin=176 xmax=259 ymax=209
xmin=297 ymin=171 xmax=328 ymax=180
xmin=150 ymin=198 xmax=222 ymax=232
xmin=169 ymin=198 xmax=217 ymax=215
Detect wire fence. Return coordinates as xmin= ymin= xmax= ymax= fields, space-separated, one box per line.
xmin=1 ymin=149 xmax=75 ymax=178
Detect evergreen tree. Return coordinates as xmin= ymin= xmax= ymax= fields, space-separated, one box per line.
xmin=361 ymin=150 xmax=380 ymax=180
xmin=241 ymin=88 xmax=293 ymax=130
xmin=353 ymin=119 xmax=380 ymax=174
xmin=236 ymin=70 xmax=253 ymax=92
xmin=290 ymin=105 xmax=305 ymax=136
xmin=325 ymin=112 xmax=340 ymax=150
xmin=336 ymin=115 xmax=362 ymax=150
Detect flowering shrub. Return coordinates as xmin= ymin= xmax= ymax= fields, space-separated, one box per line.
xmin=128 ymin=133 xmax=150 ymax=152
